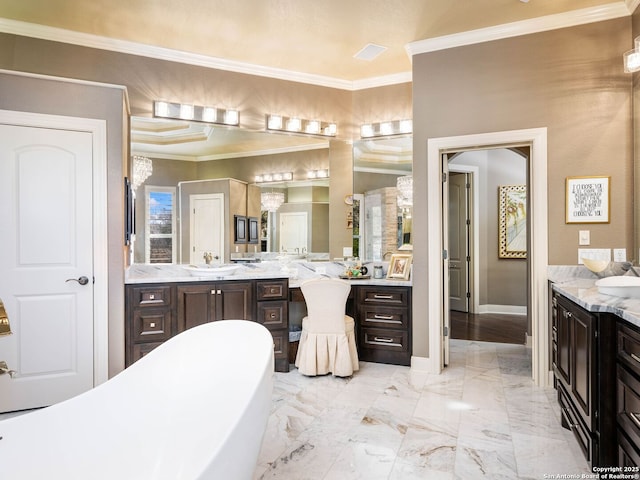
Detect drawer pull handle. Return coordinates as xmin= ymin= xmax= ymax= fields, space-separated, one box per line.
xmin=563 ymin=311 xmax=572 ymax=319
xmin=150 ymin=322 xmax=156 ymax=328
xmin=373 ymin=336 xmax=394 ymax=343
xmin=149 ymin=294 xmax=155 ymax=300
xmin=631 ymin=353 xmax=640 ymax=364
xmin=630 ymin=412 xmax=640 ymax=430
xmin=270 ymin=313 xmax=277 ymax=319
xmin=373 ymin=294 xmax=393 ymax=299
xmin=373 ymin=314 xmax=394 ymax=320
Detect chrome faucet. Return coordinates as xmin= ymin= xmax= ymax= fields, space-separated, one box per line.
xmin=382 ymin=251 xmax=394 ymax=260
xmin=203 ymin=252 xmax=213 ymax=265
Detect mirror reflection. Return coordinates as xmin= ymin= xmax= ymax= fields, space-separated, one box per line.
xmin=130 ymin=116 xmax=332 ymax=264
xmin=352 ymin=135 xmax=413 ymax=261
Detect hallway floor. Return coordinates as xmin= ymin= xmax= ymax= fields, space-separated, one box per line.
xmin=450 ymin=311 xmax=528 ymax=344
xmin=254 ymin=339 xmax=589 ymax=479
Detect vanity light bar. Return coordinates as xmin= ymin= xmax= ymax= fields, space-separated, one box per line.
xmin=307 ymin=169 xmax=329 ymax=179
xmin=255 ymin=172 xmax=293 ymax=183
xmin=266 ymin=114 xmax=337 ymax=137
xmin=360 ymin=119 xmax=412 ymax=138
xmin=154 ymin=101 xmax=240 ymax=126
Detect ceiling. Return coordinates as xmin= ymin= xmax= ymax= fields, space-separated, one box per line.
xmin=0 ymin=0 xmax=634 ymax=87
xmin=4 ymin=0 xmax=635 ymax=166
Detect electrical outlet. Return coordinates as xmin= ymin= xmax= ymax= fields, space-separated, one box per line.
xmin=578 ymin=230 xmax=590 ymax=246
xmin=578 ymin=248 xmax=611 ymax=263
xmin=614 ymin=248 xmax=627 ymax=262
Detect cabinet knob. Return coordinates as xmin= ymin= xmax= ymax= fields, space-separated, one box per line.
xmin=150 ymin=322 xmax=156 ymax=328
xmin=270 ymin=312 xmax=276 ymax=319
xmin=149 ymin=294 xmax=155 ymax=300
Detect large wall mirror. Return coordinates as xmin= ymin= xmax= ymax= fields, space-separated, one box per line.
xmin=130 ymin=116 xmax=333 ymax=264
xmin=352 ymin=135 xmax=413 ymax=261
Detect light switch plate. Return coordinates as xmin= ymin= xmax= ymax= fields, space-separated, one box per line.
xmin=578 ymin=230 xmax=590 ymax=246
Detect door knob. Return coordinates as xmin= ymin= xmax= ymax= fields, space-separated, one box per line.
xmin=66 ymin=276 xmax=90 ymax=285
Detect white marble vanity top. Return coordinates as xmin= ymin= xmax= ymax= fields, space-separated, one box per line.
xmin=549 ymin=265 xmax=640 ymax=329
xmin=126 ymin=261 xmax=412 ymax=288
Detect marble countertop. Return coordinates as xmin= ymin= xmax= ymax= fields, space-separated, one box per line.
xmin=126 ymin=260 xmax=412 ymax=288
xmin=548 ymin=265 xmax=640 ymax=329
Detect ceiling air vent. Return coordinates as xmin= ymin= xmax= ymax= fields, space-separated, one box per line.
xmin=353 ymin=43 xmax=387 ymax=61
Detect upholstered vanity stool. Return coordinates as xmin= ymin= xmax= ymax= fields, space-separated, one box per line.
xmin=295 ymin=278 xmax=359 ymax=377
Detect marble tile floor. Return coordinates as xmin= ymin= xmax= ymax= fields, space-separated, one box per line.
xmin=254 ymin=339 xmax=591 ymax=479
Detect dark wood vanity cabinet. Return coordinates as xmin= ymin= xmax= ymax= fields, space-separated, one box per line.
xmin=255 ymin=279 xmax=289 ymax=372
xmin=355 ymin=285 xmax=412 ymax=366
xmin=126 ymin=278 xmax=288 ymax=372
xmin=616 ymin=321 xmax=640 ymax=466
xmin=176 ymin=281 xmax=253 ymax=330
xmin=551 ymin=290 xmax=616 ymax=468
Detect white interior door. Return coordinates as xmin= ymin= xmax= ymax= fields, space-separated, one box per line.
xmin=448 ymin=172 xmax=469 ymax=312
xmin=190 ymin=194 xmax=224 ymax=265
xmin=0 ymin=124 xmax=95 ymax=413
xmin=279 ymin=212 xmax=308 ymax=254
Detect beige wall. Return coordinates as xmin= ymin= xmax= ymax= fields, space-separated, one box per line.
xmin=412 ymin=17 xmax=633 ymax=358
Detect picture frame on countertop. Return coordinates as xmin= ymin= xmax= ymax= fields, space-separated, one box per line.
xmin=387 ymin=253 xmax=412 ymax=280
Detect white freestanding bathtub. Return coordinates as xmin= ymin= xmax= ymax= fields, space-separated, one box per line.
xmin=0 ymin=320 xmax=274 ymax=479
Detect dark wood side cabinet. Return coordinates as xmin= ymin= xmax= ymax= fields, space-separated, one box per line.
xmin=355 ymin=285 xmax=412 ymax=366
xmin=616 ymin=321 xmax=640 ymax=466
xmin=126 ymin=278 xmax=288 ymax=372
xmin=551 ymin=290 xmax=616 ymax=468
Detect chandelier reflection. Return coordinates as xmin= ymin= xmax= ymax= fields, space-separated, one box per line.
xmin=261 ymin=192 xmax=285 ymax=212
xmin=396 ymin=175 xmax=413 ymax=207
xmin=132 ymin=155 xmax=153 ymax=190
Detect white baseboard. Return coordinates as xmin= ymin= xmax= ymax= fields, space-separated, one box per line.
xmin=411 ymin=355 xmax=435 ymax=373
xmin=478 ymin=304 xmax=527 ymax=315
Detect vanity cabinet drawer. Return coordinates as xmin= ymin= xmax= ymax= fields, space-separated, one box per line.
xmin=559 ymin=383 xmax=593 ymax=463
xmin=360 ymin=327 xmax=409 ymax=353
xmin=359 ymin=306 xmax=409 ymax=330
xmin=132 ymin=308 xmax=173 ymax=343
xmin=619 ymin=323 xmax=640 ymax=378
xmin=130 ymin=285 xmax=172 ymax=308
xmin=256 ymin=300 xmax=287 ymax=329
xmin=131 ymin=341 xmax=163 ymax=363
xmin=256 ymin=280 xmax=287 ymax=300
xmin=617 ymin=365 xmax=640 ymax=446
xmin=357 ymin=287 xmax=409 ymax=306
xmin=619 ymin=430 xmax=640 ymax=467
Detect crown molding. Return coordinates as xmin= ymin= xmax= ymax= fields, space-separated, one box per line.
xmin=406 ymin=2 xmax=631 ymax=56
xmin=0 ymin=17 xmax=410 ymax=91
xmin=628 ymin=0 xmax=640 ymax=14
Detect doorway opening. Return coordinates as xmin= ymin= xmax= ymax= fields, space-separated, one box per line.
xmin=426 ymin=128 xmax=549 ymax=386
xmin=447 ymin=149 xmax=529 ymax=349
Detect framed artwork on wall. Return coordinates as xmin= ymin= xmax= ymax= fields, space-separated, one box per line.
xmin=565 ymin=176 xmax=610 ymax=224
xmin=498 ymin=185 xmax=527 ymax=259
xmin=234 ymin=215 xmax=247 ymax=243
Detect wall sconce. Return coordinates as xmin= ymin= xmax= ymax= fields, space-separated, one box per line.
xmin=360 ymin=119 xmax=412 ymax=138
xmin=624 ymin=36 xmax=640 ymax=73
xmin=307 ymin=169 xmax=329 ymax=179
xmin=154 ymin=101 xmax=240 ymax=126
xmin=255 ymin=172 xmax=293 ymax=183
xmin=266 ymin=114 xmax=337 ymax=137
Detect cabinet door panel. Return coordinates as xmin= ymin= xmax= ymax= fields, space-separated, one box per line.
xmin=177 ymin=284 xmax=215 ymax=331
xmin=556 ymin=302 xmax=571 ymax=384
xmin=572 ymin=308 xmax=593 ymax=423
xmin=218 ymin=282 xmax=253 ymax=320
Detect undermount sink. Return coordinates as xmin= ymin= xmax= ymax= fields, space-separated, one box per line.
xmin=183 ymin=264 xmax=241 ymax=277
xmin=595 ymin=276 xmax=640 ymax=299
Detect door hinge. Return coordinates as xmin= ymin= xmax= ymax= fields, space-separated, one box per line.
xmin=444 ymin=326 xmax=449 ymax=336
xmin=466 ymin=292 xmax=471 ymax=298
xmin=442 ymin=249 xmax=448 ymax=260
xmin=466 ymin=255 xmax=471 ymax=262
xmin=442 ymin=172 xmax=447 ymax=183
xmin=466 ymin=219 xmax=471 ymax=225
xmin=466 ymin=182 xmax=471 ymax=189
